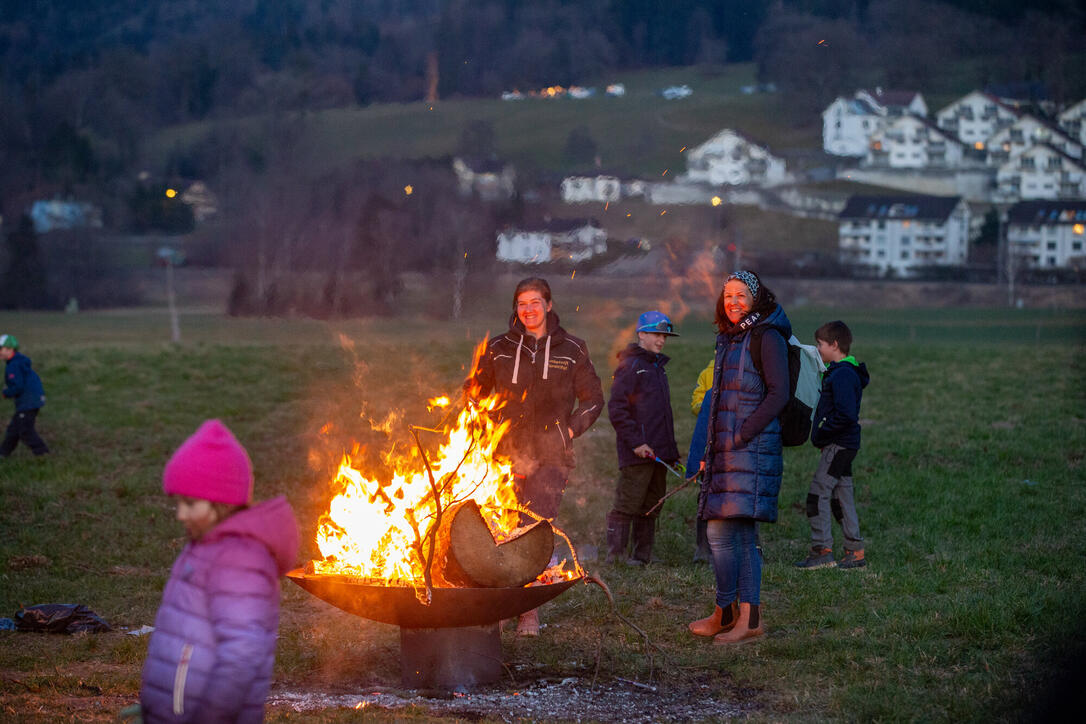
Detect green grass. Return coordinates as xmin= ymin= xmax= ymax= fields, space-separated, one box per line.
xmin=0 ymin=300 xmax=1084 ymax=721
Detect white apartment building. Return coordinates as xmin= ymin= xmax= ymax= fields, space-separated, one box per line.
xmin=995 ymin=145 xmax=1086 ymax=201
xmin=838 ymin=195 xmax=971 ymax=275
xmin=684 ymin=129 xmax=791 ymax=187
xmin=865 ymin=116 xmax=967 ymax=169
xmin=823 ymin=89 xmax=926 ymax=157
xmin=936 ymin=91 xmax=1020 ymax=150
xmin=1005 ymin=200 xmax=1086 ymax=268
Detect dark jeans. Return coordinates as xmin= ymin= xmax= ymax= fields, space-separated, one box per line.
xmin=706 ymin=518 xmax=761 ymax=607
xmin=1 ymin=408 xmax=49 ymax=457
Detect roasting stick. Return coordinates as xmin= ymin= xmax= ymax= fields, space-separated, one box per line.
xmin=644 ymin=457 xmax=699 ymax=516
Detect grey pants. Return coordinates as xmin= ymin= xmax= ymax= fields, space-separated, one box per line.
xmin=807 ymin=443 xmax=863 ymax=552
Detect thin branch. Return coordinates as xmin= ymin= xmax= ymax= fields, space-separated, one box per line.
xmin=410 ymin=426 xmax=442 ymax=606
xmin=645 ymin=474 xmax=699 ymax=517
xmin=583 ymin=573 xmax=671 ymax=676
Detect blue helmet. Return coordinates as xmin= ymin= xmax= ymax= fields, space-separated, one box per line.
xmin=636 ymin=311 xmax=678 ymax=336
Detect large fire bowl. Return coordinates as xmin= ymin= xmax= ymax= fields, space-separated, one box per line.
xmin=286 ymin=569 xmax=583 ymax=629
xmin=288 ymin=569 xmax=584 ymax=689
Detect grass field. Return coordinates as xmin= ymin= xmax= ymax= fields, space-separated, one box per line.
xmin=1 ymin=294 xmax=1084 ymax=721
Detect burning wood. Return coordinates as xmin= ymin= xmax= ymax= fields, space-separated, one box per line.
xmin=433 ymin=499 xmax=554 ymax=588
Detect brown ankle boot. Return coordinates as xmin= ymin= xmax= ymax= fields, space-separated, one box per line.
xmin=688 ymin=600 xmax=739 ymax=637
xmin=712 ymin=602 xmax=765 ymax=645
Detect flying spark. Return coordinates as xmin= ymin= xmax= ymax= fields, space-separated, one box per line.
xmin=679 ymin=146 xmax=686 ymax=152
xmin=404 ymin=185 xmax=413 ymax=195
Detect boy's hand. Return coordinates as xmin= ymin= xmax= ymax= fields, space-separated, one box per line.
xmin=633 ymin=444 xmax=654 ymax=459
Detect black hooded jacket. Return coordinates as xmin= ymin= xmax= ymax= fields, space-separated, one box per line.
xmin=810 ymin=358 xmax=870 ymax=450
xmin=470 ymin=310 xmax=604 ymax=468
xmin=608 ymin=343 xmax=679 ymax=468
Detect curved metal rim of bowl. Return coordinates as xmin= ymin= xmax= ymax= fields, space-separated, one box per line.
xmin=286 ymin=569 xmax=584 ymax=629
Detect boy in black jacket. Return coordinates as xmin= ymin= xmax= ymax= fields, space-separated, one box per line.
xmin=795 ymin=321 xmax=870 ymax=570
xmin=605 ymin=311 xmax=680 ymax=565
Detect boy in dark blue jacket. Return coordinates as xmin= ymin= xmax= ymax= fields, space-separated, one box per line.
xmin=606 ymin=311 xmax=680 ymax=565
xmin=795 ymin=321 xmax=869 ymax=570
xmin=0 ymin=334 xmax=49 ymax=458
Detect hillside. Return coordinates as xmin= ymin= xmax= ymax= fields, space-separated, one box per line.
xmin=146 ymin=64 xmax=823 ymax=180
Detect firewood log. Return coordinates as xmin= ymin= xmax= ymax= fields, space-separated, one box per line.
xmin=433 ymin=499 xmax=554 ymax=588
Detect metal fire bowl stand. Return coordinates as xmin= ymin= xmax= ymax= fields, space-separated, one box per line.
xmin=287 ymin=569 xmax=583 ymax=690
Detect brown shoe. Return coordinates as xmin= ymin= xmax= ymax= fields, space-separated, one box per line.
xmin=688 ymin=600 xmax=739 ymax=637
xmin=712 ymin=603 xmax=765 ymax=645
xmin=516 ymin=608 xmax=540 ymax=637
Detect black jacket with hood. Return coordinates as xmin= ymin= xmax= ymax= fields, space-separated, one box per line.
xmin=608 ymin=343 xmax=679 ymax=469
xmin=470 ymin=310 xmax=604 ymax=468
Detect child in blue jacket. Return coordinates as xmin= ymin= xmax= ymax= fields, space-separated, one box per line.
xmin=0 ymin=334 xmax=49 ymax=457
xmin=794 ymin=321 xmax=870 ymax=570
xmin=606 ymin=311 xmax=680 ymax=565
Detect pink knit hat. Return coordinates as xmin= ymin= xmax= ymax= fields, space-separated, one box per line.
xmin=163 ymin=419 xmax=254 ymax=505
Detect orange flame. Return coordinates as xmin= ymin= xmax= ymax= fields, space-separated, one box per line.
xmin=311 ymin=341 xmax=576 ymax=588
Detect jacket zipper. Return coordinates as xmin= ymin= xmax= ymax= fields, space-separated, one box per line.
xmin=173 ymin=643 xmax=194 ymax=715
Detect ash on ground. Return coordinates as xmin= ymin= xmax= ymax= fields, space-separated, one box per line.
xmin=269 ymin=678 xmax=751 ymax=722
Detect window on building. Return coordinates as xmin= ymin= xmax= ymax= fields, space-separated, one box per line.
xmin=1047 ymin=241 xmax=1057 ymax=250
xmin=877 ymin=220 xmax=886 ymax=230
xmin=877 ymin=250 xmax=886 ymax=258
xmin=901 ymin=250 xmax=910 ymax=259
xmin=1047 ymin=256 xmax=1057 ymax=266
xmin=1072 ymin=241 xmax=1083 ymax=251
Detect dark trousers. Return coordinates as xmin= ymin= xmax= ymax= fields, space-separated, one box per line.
xmin=513 ymin=463 xmax=569 ymax=524
xmin=607 ymin=462 xmax=666 ymax=563
xmin=1 ymin=408 xmax=49 ymax=457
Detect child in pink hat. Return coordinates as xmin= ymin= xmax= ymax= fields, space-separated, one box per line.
xmin=136 ymin=419 xmax=299 ymax=723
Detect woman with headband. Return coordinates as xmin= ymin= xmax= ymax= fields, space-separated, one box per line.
xmin=688 ymin=270 xmax=791 ymax=645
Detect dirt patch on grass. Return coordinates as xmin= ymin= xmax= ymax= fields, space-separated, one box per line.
xmin=269 ymin=676 xmax=755 ymax=722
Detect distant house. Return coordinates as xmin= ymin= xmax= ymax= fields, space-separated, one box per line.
xmin=29 ymin=199 xmax=103 ymax=234
xmin=935 ymin=91 xmax=1020 ymax=150
xmin=1057 ymin=99 xmax=1086 ymax=146
xmin=452 ymin=156 xmax=516 ymax=201
xmin=837 ymin=195 xmax=970 ymax=274
xmin=985 ymin=116 xmax=1084 ymax=167
xmin=684 ymin=129 xmax=790 ymax=187
xmin=1005 ymin=199 xmax=1086 ymax=268
xmin=995 ymin=145 xmax=1086 ymax=201
xmin=864 ymin=116 xmax=967 ymax=169
xmin=180 ymin=181 xmax=218 ymax=223
xmin=496 ymin=218 xmax=606 ymax=263
xmin=561 ymin=174 xmax=621 ymax=203
xmin=822 ymin=89 xmax=927 ymax=157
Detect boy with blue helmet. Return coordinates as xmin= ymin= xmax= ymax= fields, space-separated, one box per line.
xmin=605 ymin=311 xmax=680 ymax=565
xmin=0 ymin=334 xmax=49 ymax=458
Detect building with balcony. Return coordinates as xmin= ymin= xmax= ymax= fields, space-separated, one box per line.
xmin=1058 ymin=99 xmax=1086 ymax=146
xmin=995 ymin=145 xmax=1086 ymax=201
xmin=1005 ymin=200 xmax=1086 ymax=268
xmin=864 ymin=116 xmax=967 ymax=169
xmin=683 ymin=129 xmax=791 ymax=187
xmin=935 ymin=91 xmax=1020 ymax=150
xmin=822 ymin=89 xmax=927 ymax=157
xmin=985 ymin=116 xmax=1083 ymax=167
xmin=837 ymin=195 xmax=970 ymax=275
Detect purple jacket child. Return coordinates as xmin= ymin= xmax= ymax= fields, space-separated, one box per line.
xmin=140 ymin=420 xmax=300 ymax=723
